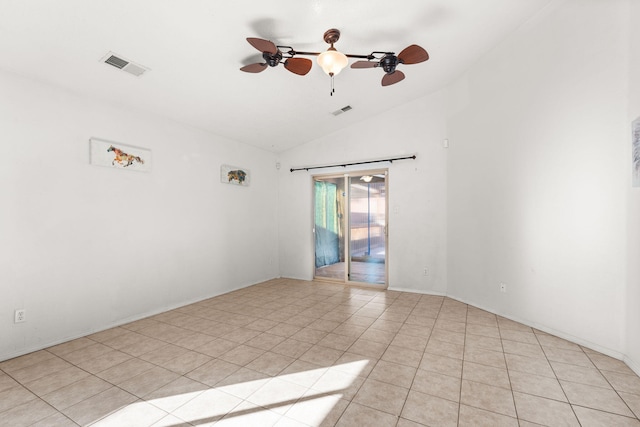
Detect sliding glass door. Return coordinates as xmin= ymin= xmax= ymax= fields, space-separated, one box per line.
xmin=313 ymin=171 xmax=387 ymax=286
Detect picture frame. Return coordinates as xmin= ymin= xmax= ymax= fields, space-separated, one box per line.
xmin=220 ymin=164 xmax=250 ymax=186
xmin=90 ymin=137 xmax=151 ymax=172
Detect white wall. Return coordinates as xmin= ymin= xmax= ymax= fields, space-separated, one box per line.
xmin=278 ymin=93 xmax=448 ymax=293
xmin=446 ymin=0 xmax=629 ymax=357
xmin=0 ymin=70 xmax=279 ymax=361
xmin=626 ymin=0 xmax=640 ymax=373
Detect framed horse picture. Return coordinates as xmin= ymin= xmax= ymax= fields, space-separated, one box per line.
xmin=90 ymin=137 xmax=151 ymax=172
xmin=221 ymin=164 xmax=250 ymax=186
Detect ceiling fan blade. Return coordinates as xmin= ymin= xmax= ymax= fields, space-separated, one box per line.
xmin=382 ymin=70 xmax=405 ymax=86
xmin=240 ymin=63 xmax=268 ymax=73
xmin=246 ymin=37 xmax=278 ymax=54
xmin=351 ymin=60 xmax=378 ymax=69
xmin=284 ymin=57 xmax=312 ymax=76
xmin=397 ymin=44 xmax=429 ymax=65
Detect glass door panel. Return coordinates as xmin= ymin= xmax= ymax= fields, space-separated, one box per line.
xmin=314 ymin=177 xmax=346 ymax=281
xmin=348 ymin=174 xmax=386 ymax=284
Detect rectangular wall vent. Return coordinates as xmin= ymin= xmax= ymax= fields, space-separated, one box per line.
xmin=332 ymin=105 xmax=353 ymax=116
xmin=101 ymin=52 xmax=149 ymax=77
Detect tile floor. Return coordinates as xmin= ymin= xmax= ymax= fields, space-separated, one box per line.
xmin=1 ymin=278 xmax=640 ymax=426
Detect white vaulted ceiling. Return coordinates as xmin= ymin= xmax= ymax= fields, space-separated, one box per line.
xmin=0 ymin=0 xmax=552 ymax=152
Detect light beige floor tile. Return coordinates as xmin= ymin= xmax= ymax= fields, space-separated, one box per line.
xmin=536 ymin=334 xmax=582 ymax=351
xmin=465 ymin=324 xmax=501 ymax=339
xmin=9 ymin=356 xmax=73 ymax=385
xmin=513 ymin=391 xmax=580 ymax=426
xmin=504 ymin=353 xmax=555 ymax=378
xmin=218 ymin=344 xmax=265 ymax=366
xmin=509 ymin=370 xmax=567 ymax=401
xmin=318 ymin=333 xmax=358 ymax=351
xmin=425 ymin=338 xmax=464 ymax=360
xmin=30 ymin=411 xmax=78 ymax=427
xmin=216 ymin=401 xmax=282 ymax=427
xmin=279 ymin=360 xmax=328 ymax=388
xmin=75 ymin=349 xmax=132 ymax=374
xmin=398 ymin=323 xmax=432 ymax=338
xmin=42 ymin=375 xmax=112 ymax=410
xmin=430 ymin=328 xmax=466 ymax=345
xmin=463 ymin=361 xmax=510 ymax=389
xmin=221 ymin=327 xmax=262 ymax=344
xmin=215 ymin=368 xmax=272 ymax=400
xmin=601 ymin=369 xmax=640 ymax=395
xmin=285 ymin=394 xmax=349 ymax=427
xmin=499 ymin=329 xmax=538 ymax=344
xmin=347 ymin=338 xmax=388 ymax=359
xmin=460 ymin=380 xmax=516 ymax=417
xmin=335 ymin=402 xmax=398 ymax=427
xmin=419 ymin=352 xmax=463 ymax=378
xmin=396 ymin=418 xmax=425 ymax=427
xmin=185 ymin=358 xmax=241 ymax=386
xmin=245 ymin=332 xmax=287 ymax=351
xmin=464 ymin=334 xmax=503 ymax=352
xmin=246 ymin=351 xmax=295 ymax=376
xmin=587 ymin=353 xmax=636 ymax=374
xmin=0 ymin=371 xmax=19 ymax=393
xmin=271 ymin=338 xmax=314 ymax=359
xmin=412 ymin=368 xmax=461 ymax=402
xmin=572 ymin=405 xmax=640 ymax=427
xmin=381 ymin=345 xmax=422 ymax=368
xmin=311 ymin=367 xmax=365 ymax=401
xmin=24 ymin=365 xmax=90 ymax=396
xmin=560 ymin=380 xmax=635 ymax=416
xmin=95 ymin=357 xmax=155 ymax=384
xmin=172 ymin=388 xmax=243 ymax=424
xmin=497 ymin=317 xmax=533 ymax=333
xmin=47 ymin=337 xmax=95 ymax=357
xmin=550 ymin=360 xmax=610 ymax=388
xmin=458 ymin=404 xmax=519 ymax=426
xmin=332 ymin=352 xmax=376 ymax=377
xmin=61 ymin=386 xmax=138 ymax=426
xmin=171 ymin=331 xmax=216 ymax=350
xmin=0 ymin=350 xmax=56 ymax=373
xmin=247 ymin=377 xmax=309 ymax=415
xmin=369 ymin=359 xmax=417 ymax=389
xmin=92 ymin=400 xmax=168 ymax=427
xmin=149 ymin=414 xmax=193 ymax=427
xmin=543 ymin=347 xmax=594 ymax=368
xmin=118 ymin=366 xmax=180 ymax=398
xmin=139 ymin=344 xmax=189 ymax=365
xmin=621 ymin=391 xmax=640 ymax=418
xmin=501 ymin=340 xmax=545 ymax=360
xmin=0 ymin=385 xmax=38 ymax=413
xmin=352 ymin=378 xmax=408 ymax=416
xmin=299 ymin=345 xmax=343 ymax=366
xmin=161 ymin=350 xmax=212 ymax=375
xmin=401 ymin=389 xmax=459 ymax=427
xmin=0 ymin=397 xmax=58 ymax=427
xmin=143 ymin=376 xmax=208 ymax=412
xmin=464 ymin=348 xmax=506 ymax=369
xmin=195 ymin=337 xmax=239 ymax=358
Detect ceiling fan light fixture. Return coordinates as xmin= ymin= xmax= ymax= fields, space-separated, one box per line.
xmin=317 ymin=46 xmax=348 ymax=76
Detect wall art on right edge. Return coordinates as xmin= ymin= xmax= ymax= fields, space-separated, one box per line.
xmin=634 ymin=117 xmax=640 ymax=187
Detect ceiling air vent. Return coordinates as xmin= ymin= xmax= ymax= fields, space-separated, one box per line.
xmin=332 ymin=105 xmax=352 ymax=116
xmin=101 ymin=52 xmax=149 ymax=77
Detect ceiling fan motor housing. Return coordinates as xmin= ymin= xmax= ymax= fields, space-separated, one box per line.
xmin=263 ymin=51 xmax=283 ymax=67
xmin=381 ymin=55 xmax=399 ymax=73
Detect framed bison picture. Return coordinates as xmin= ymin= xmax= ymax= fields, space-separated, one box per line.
xmin=220 ymin=164 xmax=250 ymax=186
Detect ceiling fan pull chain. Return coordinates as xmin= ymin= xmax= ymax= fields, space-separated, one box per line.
xmin=330 ymin=73 xmax=335 ymax=96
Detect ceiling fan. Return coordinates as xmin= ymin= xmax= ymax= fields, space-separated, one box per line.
xmin=240 ymin=29 xmax=429 ymax=91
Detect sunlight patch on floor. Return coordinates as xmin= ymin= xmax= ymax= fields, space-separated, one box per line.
xmin=89 ymin=360 xmax=369 ymax=426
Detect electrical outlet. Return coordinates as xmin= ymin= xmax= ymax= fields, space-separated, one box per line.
xmin=14 ymin=309 xmax=26 ymax=323
xmin=500 ymin=283 xmax=507 ymax=293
